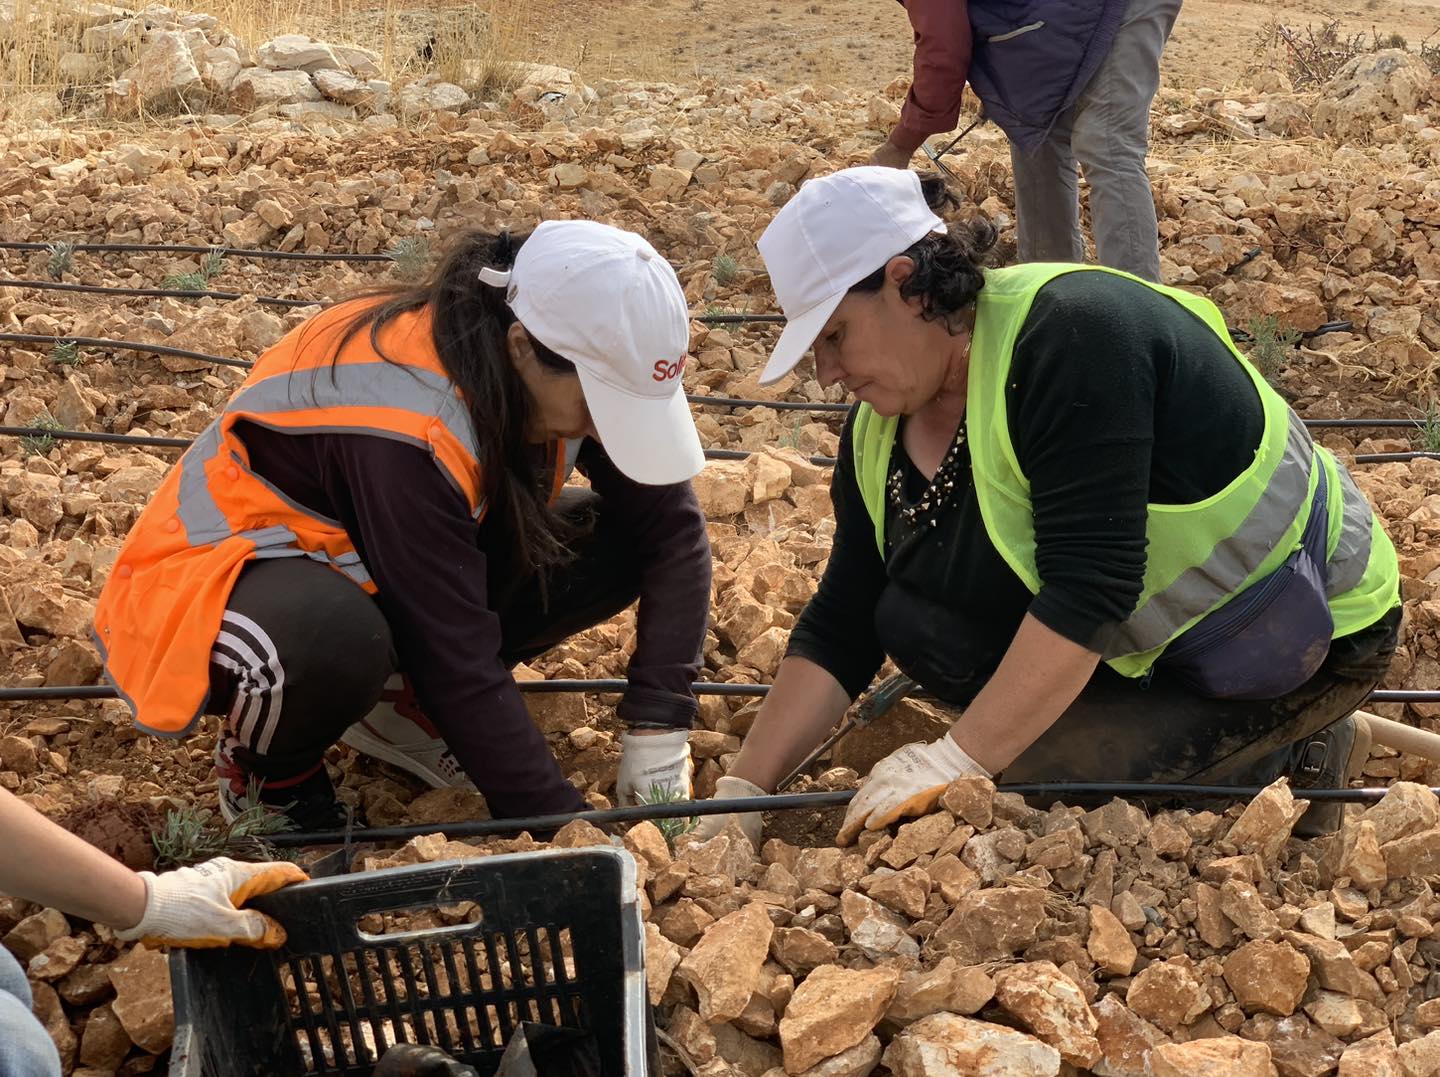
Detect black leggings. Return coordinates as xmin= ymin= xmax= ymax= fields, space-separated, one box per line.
xmin=205 ymin=490 xmax=641 ymax=782
xmin=884 ymin=601 xmax=1401 ymax=785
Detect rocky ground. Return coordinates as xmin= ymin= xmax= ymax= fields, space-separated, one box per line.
xmin=2 ymin=2 xmax=1440 ymax=1075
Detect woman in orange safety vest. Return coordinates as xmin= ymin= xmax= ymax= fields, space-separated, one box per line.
xmin=93 ymin=221 xmax=712 ymax=829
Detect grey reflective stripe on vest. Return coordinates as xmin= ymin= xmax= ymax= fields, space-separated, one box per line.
xmin=1325 ymin=460 xmax=1375 ymax=598
xmin=1104 ymin=416 xmax=1315 ymax=660
xmin=175 ymin=360 xmax=476 ymax=583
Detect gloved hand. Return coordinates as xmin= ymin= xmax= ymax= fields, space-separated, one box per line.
xmin=837 ymin=735 xmax=990 ymax=846
xmin=115 ymin=857 xmax=309 ymax=949
xmin=616 ymin=730 xmax=693 ymax=806
xmin=689 ymin=775 xmax=767 ymax=849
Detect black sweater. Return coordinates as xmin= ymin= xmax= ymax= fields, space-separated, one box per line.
xmin=787 ymin=271 xmax=1267 ymax=700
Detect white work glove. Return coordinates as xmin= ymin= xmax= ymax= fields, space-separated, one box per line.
xmin=616 ymin=730 xmax=693 ymax=806
xmin=115 ymin=857 xmax=308 ymax=949
xmin=689 ymin=775 xmax=767 ymax=849
xmin=838 ymin=736 xmax=990 ymax=846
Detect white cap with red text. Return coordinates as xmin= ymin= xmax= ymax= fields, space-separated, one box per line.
xmin=757 ymin=166 xmax=946 ymax=385
xmin=479 ymin=219 xmax=704 ymax=486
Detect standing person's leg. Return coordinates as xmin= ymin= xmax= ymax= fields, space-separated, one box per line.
xmin=1067 ymin=0 xmax=1181 ymax=281
xmin=0 ymin=944 xmax=62 ymax=1077
xmin=1009 ymin=114 xmax=1087 ymax=265
xmin=209 ymin=557 xmax=395 ymax=827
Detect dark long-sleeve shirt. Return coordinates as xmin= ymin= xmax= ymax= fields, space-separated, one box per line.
xmin=235 ymin=426 xmax=710 ymax=815
xmin=787 ymin=271 xmax=1267 ymax=700
xmin=891 ymin=0 xmax=973 ymax=154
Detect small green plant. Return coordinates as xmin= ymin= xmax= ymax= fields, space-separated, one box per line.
xmin=150 ymin=780 xmax=295 ymax=870
xmin=1245 ymin=315 xmax=1301 ymax=382
xmin=51 ymin=339 xmax=82 ymax=366
xmin=779 ymin=417 xmax=804 ymax=449
xmin=638 ymin=782 xmax=697 ymax=849
xmin=712 ymin=254 xmax=739 ymax=287
xmin=45 ymin=241 xmax=75 ymax=280
xmin=19 ymin=414 xmax=62 ymax=456
xmin=1418 ymin=399 xmax=1440 ymax=453
xmin=387 ymin=236 xmax=433 ymax=281
xmin=162 ymin=247 xmax=225 ymax=293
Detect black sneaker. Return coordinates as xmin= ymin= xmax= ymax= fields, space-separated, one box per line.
xmin=216 ymin=748 xmax=359 ymax=833
xmin=1287 ymin=713 xmax=1373 ymax=838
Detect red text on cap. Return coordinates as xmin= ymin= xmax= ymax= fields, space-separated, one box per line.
xmin=652 ymin=357 xmax=687 ymax=382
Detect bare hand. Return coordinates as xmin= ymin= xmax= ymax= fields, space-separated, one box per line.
xmin=869 ymin=140 xmax=913 ymax=169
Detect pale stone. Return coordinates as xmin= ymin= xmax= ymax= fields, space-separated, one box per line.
xmin=881 ymin=1012 xmax=1060 ymax=1076
xmin=1226 ymin=779 xmax=1308 ymax=864
xmin=1222 ymin=940 xmax=1310 ymax=1016
xmin=230 ymin=67 xmax=320 ymax=109
xmin=107 ymin=944 xmax=174 ymax=1054
xmin=886 ymin=957 xmax=994 ymax=1025
xmin=677 ymin=902 xmax=774 ymax=1024
xmin=644 ymin=921 xmax=682 ymax=1006
xmin=839 ymin=889 xmax=918 ymax=961
xmin=1338 ymin=1030 xmax=1404 ymax=1076
xmin=932 ymin=886 xmax=1047 ymax=963
xmin=1361 ymin=781 xmax=1439 ymax=844
xmin=257 ymin=33 xmax=342 ymax=72
xmin=994 ymin=961 xmax=1102 ymax=1068
xmin=1087 ymin=904 xmax=1137 ymax=976
xmin=778 ymin=964 xmax=900 ymax=1074
xmin=1125 ymin=959 xmax=1211 ymax=1033
xmin=1149 ymin=1038 xmax=1273 ymax=1077
xmin=1092 ymin=994 xmax=1168 ymax=1077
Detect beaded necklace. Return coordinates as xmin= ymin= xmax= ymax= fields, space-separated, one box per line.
xmin=886 ymin=421 xmax=969 ymax=535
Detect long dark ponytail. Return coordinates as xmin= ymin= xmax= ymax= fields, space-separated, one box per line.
xmin=328 ymin=231 xmax=581 ymax=579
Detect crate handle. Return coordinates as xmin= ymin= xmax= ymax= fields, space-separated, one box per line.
xmin=354 ymin=902 xmax=487 ymax=945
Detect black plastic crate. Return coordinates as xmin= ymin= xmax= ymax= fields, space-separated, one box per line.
xmin=169 ymin=848 xmax=654 ymax=1076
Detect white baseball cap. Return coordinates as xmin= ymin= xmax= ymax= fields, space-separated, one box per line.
xmin=757 ymin=166 xmax=947 ymax=385
xmin=481 ymin=219 xmax=704 ymax=486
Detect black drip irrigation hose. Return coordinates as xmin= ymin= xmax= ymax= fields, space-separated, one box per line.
xmin=0 ymin=333 xmax=252 ymax=369
xmin=270 ymin=782 xmax=1440 ymax=847
xmin=0 ymin=427 xmax=1428 ymax=471
xmin=4 ymin=681 xmax=1437 ymax=705
xmin=0 ymin=241 xmax=393 ymax=262
xmin=0 ymin=279 xmax=316 ymax=309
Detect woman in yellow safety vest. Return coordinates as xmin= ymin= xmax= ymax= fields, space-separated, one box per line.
xmin=94 ymin=221 xmax=712 ymax=830
xmin=698 ymin=167 xmax=1400 ymax=846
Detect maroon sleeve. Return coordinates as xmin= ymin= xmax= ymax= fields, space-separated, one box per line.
xmin=891 ymin=0 xmax=973 ymax=155
xmin=323 ymin=436 xmax=585 ymax=819
xmin=576 ymin=440 xmax=712 ymax=730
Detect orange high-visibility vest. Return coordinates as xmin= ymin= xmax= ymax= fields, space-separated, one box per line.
xmin=93 ymin=298 xmax=574 ymax=736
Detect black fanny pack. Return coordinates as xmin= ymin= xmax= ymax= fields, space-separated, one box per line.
xmin=1156 ymin=462 xmax=1334 ymax=700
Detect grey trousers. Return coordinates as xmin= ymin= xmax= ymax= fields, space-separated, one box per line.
xmin=0 ymin=945 xmax=61 ymax=1077
xmin=1009 ymin=0 xmax=1182 ymax=281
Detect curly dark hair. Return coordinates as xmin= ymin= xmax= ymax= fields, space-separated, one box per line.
xmin=848 ymin=173 xmax=998 ymax=331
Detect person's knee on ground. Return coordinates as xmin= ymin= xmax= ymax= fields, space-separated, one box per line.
xmin=213 ymin=558 xmax=394 ymax=785
xmin=0 ymin=947 xmax=61 ymax=1077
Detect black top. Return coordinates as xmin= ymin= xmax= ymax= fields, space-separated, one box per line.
xmin=786 ymin=270 xmax=1268 ymax=700
xmin=237 ymin=426 xmax=711 ymax=813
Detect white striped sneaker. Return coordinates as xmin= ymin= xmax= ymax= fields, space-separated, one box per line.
xmin=341 ymin=675 xmax=474 ymax=790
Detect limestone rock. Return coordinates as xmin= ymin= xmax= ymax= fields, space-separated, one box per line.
xmin=1337 ymin=819 xmax=1388 ymax=890
xmin=3 ymin=908 xmax=70 ymax=962
xmin=778 ymin=964 xmax=900 ymax=1074
xmin=864 ymin=866 xmax=929 ymax=919
xmin=1313 ymin=50 xmax=1434 ymax=141
xmin=1092 ymin=995 xmax=1168 ymax=1077
xmin=1338 ymin=1030 xmax=1403 ymax=1076
xmin=29 ymin=934 xmax=88 ymax=981
xmin=881 ymin=1012 xmax=1061 ymax=1076
xmin=644 ymin=921 xmax=682 ymax=1006
xmin=1223 ymin=940 xmax=1310 ymax=1016
xmin=1088 ymin=904 xmax=1137 ymax=976
xmin=1399 ymin=1031 xmax=1440 ymax=1077
xmin=124 ymin=30 xmax=203 ymax=108
xmin=887 ymin=957 xmax=994 ymax=1025
xmin=1226 ymin=779 xmax=1308 ymax=863
xmin=839 ymin=889 xmax=918 ymax=961
xmin=29 ymin=980 xmax=76 ymax=1071
xmin=939 ymin=775 xmax=995 ymax=828
xmin=677 ymin=901 xmax=774 ymax=1024
xmin=1220 ymin=877 xmax=1281 ymax=941
xmin=1380 ymin=826 xmax=1440 ymax=878
xmin=1149 ymin=1037 xmax=1273 ymax=1077
xmin=994 ymin=960 xmax=1102 ymax=1068
xmin=257 ymin=33 xmax=342 ymax=72
xmin=932 ymin=886 xmax=1047 ymax=962
xmin=79 ymin=1003 xmax=132 ymax=1070
xmin=781 ymin=1035 xmax=881 ymax=1077
xmin=314 ymin=68 xmax=387 ymax=109
xmin=881 ymin=812 xmax=954 ymax=869
xmin=693 ymin=460 xmax=750 ymax=517
xmin=1285 ymin=933 xmax=1384 ymax=1004
xmin=1362 ymin=782 xmax=1439 ymax=844
xmin=231 ymin=67 xmax=320 ymax=109
xmin=1243 ymin=1014 xmax=1342 ymax=1077
xmin=396 ymin=75 xmax=469 ymax=115
xmin=1125 ymin=959 xmax=1211 ymax=1033
xmin=108 ymin=944 xmax=175 ymax=1054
